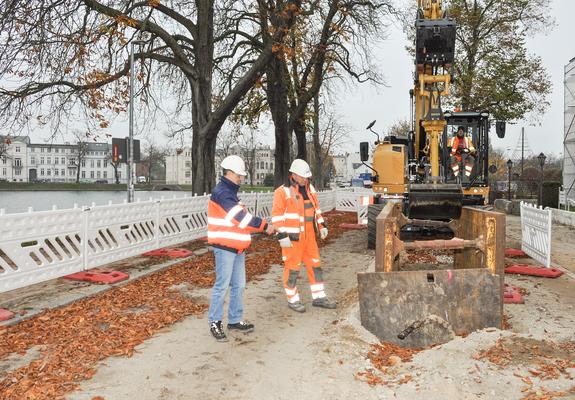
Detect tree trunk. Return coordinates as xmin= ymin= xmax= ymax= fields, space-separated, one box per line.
xmin=294 ymin=117 xmax=307 ymax=161
xmin=190 ymin=0 xmax=216 ymax=194
xmin=312 ymin=93 xmax=322 ymax=188
xmin=266 ymin=55 xmax=292 ymax=188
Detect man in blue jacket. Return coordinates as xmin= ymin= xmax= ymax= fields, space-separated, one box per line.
xmin=207 ymin=155 xmax=274 ymax=342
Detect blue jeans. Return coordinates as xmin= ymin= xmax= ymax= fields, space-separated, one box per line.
xmin=208 ymin=248 xmax=246 ymax=324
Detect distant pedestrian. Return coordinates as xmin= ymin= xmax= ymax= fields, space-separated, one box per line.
xmin=207 ymin=155 xmax=274 ymax=342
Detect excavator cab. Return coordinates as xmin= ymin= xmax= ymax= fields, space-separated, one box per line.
xmin=442 ymin=111 xmax=494 ymax=205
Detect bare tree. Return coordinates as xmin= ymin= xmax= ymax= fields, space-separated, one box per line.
xmin=233 ymin=0 xmax=392 ymax=186
xmin=0 ymin=0 xmax=303 ymax=193
xmin=310 ymin=94 xmax=349 ymax=188
xmin=71 ymin=131 xmax=89 ymax=183
xmin=236 ymin=127 xmax=261 ymax=187
xmin=140 ymin=139 xmax=167 ymax=182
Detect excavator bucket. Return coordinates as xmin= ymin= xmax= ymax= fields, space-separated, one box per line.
xmin=407 ymin=183 xmax=463 ymax=221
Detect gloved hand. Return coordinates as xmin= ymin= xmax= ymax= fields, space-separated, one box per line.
xmin=320 ymin=227 xmax=328 ymax=240
xmin=279 ymin=236 xmax=292 ymax=248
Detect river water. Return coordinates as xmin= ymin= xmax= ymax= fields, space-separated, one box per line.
xmin=0 ymin=191 xmax=191 ymax=214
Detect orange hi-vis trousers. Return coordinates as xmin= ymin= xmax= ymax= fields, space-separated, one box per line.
xmin=282 ymin=200 xmax=326 ymax=303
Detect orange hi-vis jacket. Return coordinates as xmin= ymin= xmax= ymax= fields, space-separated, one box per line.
xmin=208 ymin=177 xmax=267 ymax=253
xmin=450 ymin=136 xmax=475 ymax=156
xmin=271 ymin=182 xmax=326 ymax=238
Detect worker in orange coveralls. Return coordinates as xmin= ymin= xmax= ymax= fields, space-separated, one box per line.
xmin=271 ymin=159 xmax=337 ymax=313
xmin=450 ymin=125 xmax=476 ymax=180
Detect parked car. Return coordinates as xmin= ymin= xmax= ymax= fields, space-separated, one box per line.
xmin=137 ymin=176 xmax=147 ymax=183
xmin=95 ymin=180 xmax=108 ymax=184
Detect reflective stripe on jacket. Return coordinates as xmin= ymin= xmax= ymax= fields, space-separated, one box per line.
xmin=208 ymin=176 xmax=266 ymax=252
xmin=450 ymin=136 xmax=475 ymax=155
xmin=271 ymin=182 xmax=326 ymax=237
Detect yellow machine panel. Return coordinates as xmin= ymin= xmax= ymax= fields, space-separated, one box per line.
xmin=372 ymin=143 xmax=406 ymax=195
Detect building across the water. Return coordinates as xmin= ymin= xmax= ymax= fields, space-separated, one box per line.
xmin=0 ymin=136 xmax=130 ymax=184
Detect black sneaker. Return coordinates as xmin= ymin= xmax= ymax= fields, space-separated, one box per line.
xmin=210 ymin=321 xmax=228 ymax=342
xmin=288 ymin=301 xmax=306 ymax=313
xmin=227 ymin=321 xmax=254 ymax=333
xmin=312 ymin=297 xmax=337 ymax=309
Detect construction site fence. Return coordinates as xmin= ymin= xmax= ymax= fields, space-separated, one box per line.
xmin=520 ymin=202 xmax=552 ymax=268
xmin=0 ymin=188 xmax=372 ymax=294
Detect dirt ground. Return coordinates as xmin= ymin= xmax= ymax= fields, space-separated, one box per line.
xmin=2 ymin=213 xmax=575 ymax=400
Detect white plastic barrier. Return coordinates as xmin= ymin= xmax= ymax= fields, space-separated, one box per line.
xmin=520 ymin=202 xmax=552 ymax=267
xmin=0 ymin=207 xmax=85 ymax=293
xmin=0 ymin=188 xmax=350 ymax=293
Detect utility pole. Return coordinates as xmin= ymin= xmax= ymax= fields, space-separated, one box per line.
xmin=127 ymin=42 xmax=136 ymax=203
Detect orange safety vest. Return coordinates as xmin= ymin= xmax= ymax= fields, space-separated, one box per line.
xmin=450 ymin=136 xmax=475 ymax=155
xmin=207 ymin=200 xmax=263 ymax=252
xmin=271 ymin=183 xmax=326 ymax=237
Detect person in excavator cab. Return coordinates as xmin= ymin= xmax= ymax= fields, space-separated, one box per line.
xmin=450 ymin=126 xmax=476 ymax=180
xmin=271 ymin=159 xmax=337 ymax=313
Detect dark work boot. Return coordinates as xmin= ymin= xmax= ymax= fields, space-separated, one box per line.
xmin=288 ymin=301 xmax=306 ymax=313
xmin=312 ymin=297 xmax=337 ymax=309
xmin=210 ymin=321 xmax=228 ymax=342
xmin=227 ymin=321 xmax=255 ymax=333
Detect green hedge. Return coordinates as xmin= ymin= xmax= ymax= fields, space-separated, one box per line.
xmin=542 ymin=181 xmax=561 ymax=208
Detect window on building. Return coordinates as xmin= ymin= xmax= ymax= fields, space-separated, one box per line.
xmin=61 ymin=157 xmax=65 ymax=164
xmin=97 ymin=171 xmax=101 ymax=178
xmin=15 ymin=168 xmax=21 ymax=176
xmin=185 ymin=170 xmax=191 ymax=177
xmin=40 ymin=157 xmax=44 ymax=164
xmin=31 ymin=157 xmax=36 ymax=165
xmin=265 ymin=162 xmax=268 ymax=169
xmin=103 ymin=171 xmax=107 ymax=178
xmin=81 ymin=171 xmax=85 ymax=178
xmin=90 ymin=160 xmax=94 ymax=168
xmin=14 ymin=158 xmax=21 ymax=167
xmin=103 ymin=160 xmax=108 ymax=168
xmin=2 ymin=167 xmax=6 ymax=176
xmin=55 ymin=169 xmax=59 ymax=176
xmin=97 ymin=160 xmax=101 ymax=168
xmin=270 ymin=162 xmax=274 ymax=170
xmin=118 ymin=171 xmax=122 ymax=178
xmin=15 ymin=146 xmax=20 ymax=153
xmin=47 ymin=148 xmax=51 ymax=153
xmin=40 ymin=169 xmax=44 ymax=176
xmin=1 ymin=157 xmax=5 ymax=165
xmin=47 ymin=157 xmax=51 ymax=164
xmin=90 ymin=171 xmax=94 ymax=178
xmin=41 ymin=147 xmax=45 ymax=153
xmin=47 ymin=169 xmax=51 ymax=176
xmin=31 ymin=148 xmax=35 ymax=153
xmin=55 ymin=157 xmax=59 ymax=165
xmin=55 ymin=148 xmax=59 ymax=153
xmin=61 ymin=169 xmax=65 ymax=176
xmin=81 ymin=160 xmax=85 ymax=167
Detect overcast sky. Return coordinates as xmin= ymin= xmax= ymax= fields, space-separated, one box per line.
xmin=26 ymin=0 xmax=574 ymax=162
xmin=337 ymin=0 xmax=575 ymax=160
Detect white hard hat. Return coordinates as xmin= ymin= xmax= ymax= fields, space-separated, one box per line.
xmin=289 ymin=159 xmax=312 ymax=178
xmin=221 ymin=155 xmax=247 ymax=176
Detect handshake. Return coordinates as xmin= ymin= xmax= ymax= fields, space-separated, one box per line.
xmin=265 ymin=223 xmax=276 ymax=235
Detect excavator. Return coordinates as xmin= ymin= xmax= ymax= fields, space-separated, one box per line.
xmin=357 ymin=0 xmax=507 ymax=348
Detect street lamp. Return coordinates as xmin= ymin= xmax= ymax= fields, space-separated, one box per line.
xmin=537 ymin=152 xmax=546 ymax=207
xmin=128 ymin=40 xmax=146 ymax=203
xmin=506 ymin=159 xmax=513 ymax=201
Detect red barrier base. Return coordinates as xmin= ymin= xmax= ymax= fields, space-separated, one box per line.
xmin=505 ymin=264 xmax=564 ymax=278
xmin=0 ymin=309 xmax=15 ymax=322
xmin=339 ymin=223 xmax=367 ymax=230
xmin=64 ymin=270 xmax=129 ymax=284
xmin=143 ymin=248 xmax=193 ymax=258
xmin=503 ymin=284 xmax=524 ymax=304
xmin=505 ymin=248 xmax=528 ymax=258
